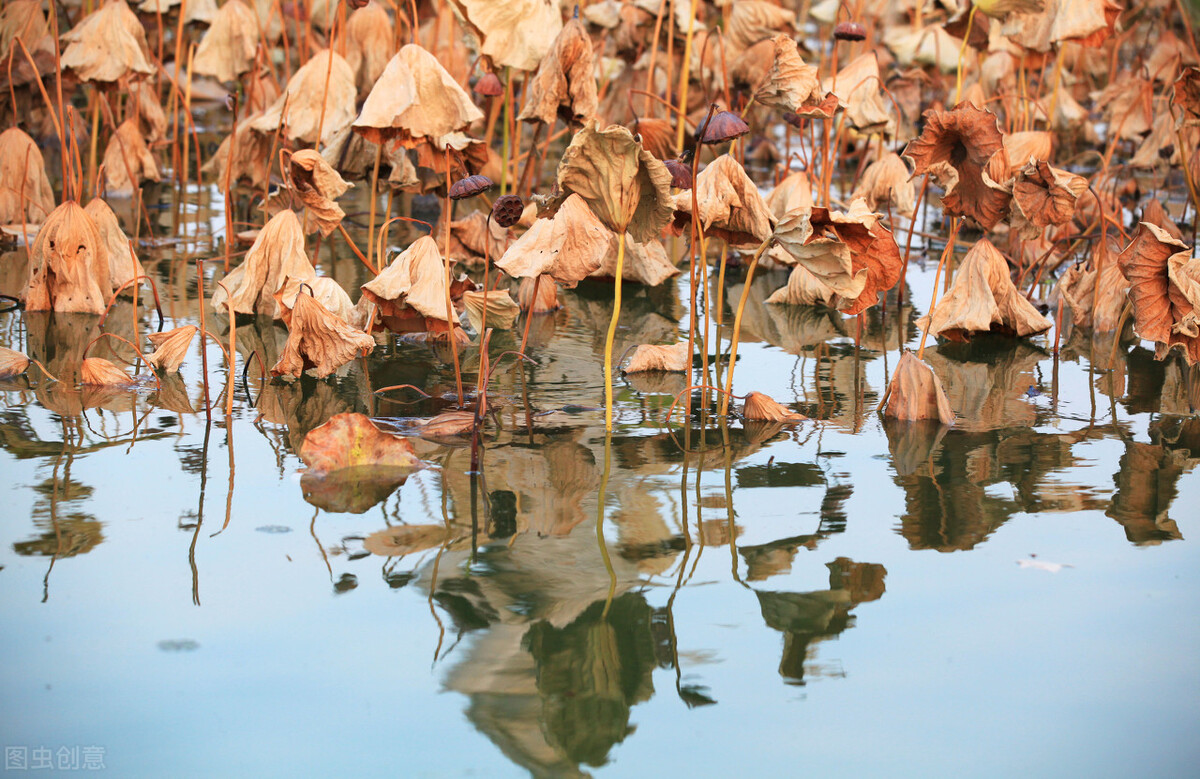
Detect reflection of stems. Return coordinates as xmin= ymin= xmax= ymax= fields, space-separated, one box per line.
xmin=596 ymin=432 xmax=618 ymax=618
xmin=720 ymin=419 xmax=745 ymax=587
xmin=191 ymin=422 xmax=212 ymax=606
xmin=603 ymin=232 xmax=628 ymax=432
xmin=309 ymin=506 xmax=331 ymax=580
xmin=211 ymin=420 xmax=235 ymax=537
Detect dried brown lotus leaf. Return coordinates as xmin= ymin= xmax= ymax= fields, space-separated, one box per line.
xmin=882 ymin=351 xmax=956 ymax=425
xmin=102 ymin=119 xmax=160 ymax=194
xmin=1096 ymin=72 xmax=1154 ymax=142
xmin=765 ymin=260 xmax=840 ymax=307
xmin=742 ymin=391 xmax=806 ymax=423
xmin=271 ymin=291 xmax=375 ymax=378
xmin=1117 ymin=222 xmax=1187 ymax=345
xmin=447 ymin=0 xmax=563 ymax=73
xmin=495 ymin=193 xmax=613 ymax=286
xmin=518 ymin=16 xmax=598 ymax=126
xmin=192 ymin=0 xmax=259 ymax=83
xmin=83 ymin=198 xmax=144 ymax=293
xmin=625 ymin=342 xmax=688 ymax=373
xmin=1174 ymin=67 xmax=1200 ymax=122
xmin=593 ymin=234 xmax=679 ymax=286
xmin=904 ymin=103 xmax=1008 ymax=229
xmin=300 ymin=412 xmax=422 ymax=473
xmin=850 ymin=152 xmax=915 ymax=218
xmin=630 ymin=117 xmax=678 ymax=161
xmin=822 ymin=54 xmax=893 ymax=133
xmin=772 ymin=209 xmax=867 ymax=301
xmin=518 ymin=274 xmax=560 ymax=312
xmin=286 ymin=149 xmax=353 ymax=237
xmin=727 ymin=2 xmax=795 ymax=55
xmin=0 ymin=346 xmax=31 ymax=378
xmin=917 ymin=238 xmax=1053 ymax=340
xmin=1166 ymin=254 xmax=1200 ymax=358
xmin=24 ymin=201 xmax=112 ymax=314
xmin=345 ymin=2 xmax=394 ymax=100
xmin=1010 ymin=160 xmax=1087 ymax=239
xmin=1058 ymin=240 xmax=1129 ymax=331
xmin=353 ymin=44 xmax=485 ymax=148
xmin=81 ymin=357 xmax=133 ymax=386
xmin=212 ymin=210 xmax=316 ymax=319
xmin=673 ymin=154 xmax=773 ymax=249
xmin=60 ymin=0 xmax=154 ymax=84
xmin=146 ymin=325 xmax=198 ymax=373
xmin=363 ymin=524 xmax=448 ymax=556
xmin=753 ymin=36 xmax=821 ymax=113
xmin=764 ymin=169 xmax=814 ymax=221
xmin=463 ymin=289 xmax=521 ymax=332
xmin=556 ymin=122 xmax=674 ymax=243
xmin=1142 ymin=199 xmax=1185 ymax=242
xmin=125 ymin=80 xmax=167 ymax=144
xmin=416 ymin=410 xmax=477 ymax=442
xmin=443 ymin=210 xmax=514 ymax=267
xmin=1002 ymin=130 xmax=1053 ymax=173
xmin=0 ymin=1 xmax=52 ymax=67
xmin=273 ymin=276 xmax=356 ymax=329
xmin=251 ymin=50 xmax=357 ymax=146
xmin=361 ymin=235 xmax=464 ymax=327
xmin=0 ymin=127 xmax=55 ymax=224
xmin=206 ymin=113 xmax=274 ymax=191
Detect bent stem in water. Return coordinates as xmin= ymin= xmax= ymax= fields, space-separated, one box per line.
xmin=720 ymin=237 xmax=773 ymax=416
xmin=603 ymin=231 xmax=628 ymax=431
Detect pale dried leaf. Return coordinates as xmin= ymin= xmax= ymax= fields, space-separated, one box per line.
xmin=24 ymin=201 xmax=112 ymax=314
xmin=742 ymin=391 xmax=806 ymax=422
xmin=60 ymin=0 xmax=154 ymax=84
xmin=211 ymin=209 xmax=316 ymax=319
xmin=0 ymin=127 xmax=55 ymax=224
xmin=850 ymin=152 xmax=915 ymax=218
xmin=251 ymin=50 xmax=357 ymax=146
xmin=102 ymin=119 xmax=160 ymax=194
xmin=271 ymin=291 xmax=375 ymax=378
xmin=625 ymin=342 xmax=688 ymax=373
xmin=882 ymin=351 xmax=956 ymax=425
xmin=592 ymin=233 xmax=679 ymax=286
xmin=192 ymin=0 xmax=259 ymax=83
xmin=674 ymin=154 xmax=773 ymax=248
xmin=518 ymin=16 xmax=598 ymax=126
xmin=83 ymin=198 xmax=144 ymax=293
xmin=0 ymin=346 xmax=30 ymax=378
xmin=81 ymin=357 xmax=133 ymax=386
xmin=463 ymin=288 xmax=521 ymax=331
xmin=447 ymin=0 xmax=563 ymax=72
xmin=146 ymin=325 xmax=197 ymax=373
xmin=495 ymin=193 xmax=613 ymax=286
xmin=345 ymin=2 xmax=394 ymax=100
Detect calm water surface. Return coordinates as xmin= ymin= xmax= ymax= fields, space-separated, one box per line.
xmin=1 ymin=185 xmax=1198 ymax=778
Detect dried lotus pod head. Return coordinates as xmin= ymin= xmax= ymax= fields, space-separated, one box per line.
xmin=742 ymin=391 xmax=806 ymax=422
xmin=346 ymin=0 xmax=370 ymax=9
xmin=474 ymin=72 xmax=504 ymax=97
xmin=699 ymin=109 xmax=750 ymax=145
xmin=833 ymin=21 xmax=867 ymax=41
xmin=491 ymin=194 xmax=524 ymax=227
xmin=781 ymin=112 xmax=804 ymax=130
xmin=448 ymin=174 xmax=494 ymax=200
xmin=664 ymin=158 xmax=693 ymax=189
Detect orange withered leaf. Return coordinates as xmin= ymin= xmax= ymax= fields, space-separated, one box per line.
xmin=0 ymin=346 xmax=31 ymax=379
xmin=271 ymin=290 xmax=375 ymax=379
xmin=904 ymin=103 xmax=1009 ymax=229
xmin=80 ymin=357 xmax=133 ymax=386
xmin=300 ymin=412 xmax=422 ymax=473
xmin=146 ymin=325 xmax=198 ymax=373
xmin=285 ymin=149 xmax=353 ymax=237
xmin=518 ymin=274 xmax=560 ymax=312
xmin=273 ymin=276 xmax=357 ymax=328
xmin=102 ymin=119 xmax=160 ymax=194
xmin=742 ymin=391 xmax=806 ymax=423
xmin=83 ymin=198 xmax=144 ymax=293
xmin=361 ymin=235 xmax=472 ymax=338
xmin=24 ymin=201 xmax=112 ymax=314
xmin=0 ymin=127 xmax=55 ymax=225
xmin=1008 ymin=159 xmax=1087 ymax=239
xmin=496 ymin=193 xmax=613 ymax=286
xmin=917 ymin=238 xmax=1053 ymax=340
xmin=1057 ymin=237 xmax=1128 ymax=332
xmin=881 ymin=351 xmax=956 ymax=426
xmin=518 ymin=15 xmax=598 ymax=126
xmin=625 ymin=342 xmax=689 ymax=373
xmin=1117 ymin=222 xmax=1200 ymax=364
xmin=673 ymin=154 xmax=773 ymax=249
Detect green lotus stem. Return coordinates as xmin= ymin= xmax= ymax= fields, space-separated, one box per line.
xmin=720 ymin=237 xmax=772 ymax=416
xmin=603 ymin=231 xmax=628 ymax=431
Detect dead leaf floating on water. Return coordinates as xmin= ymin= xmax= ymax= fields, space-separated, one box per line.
xmin=882 ymin=351 xmax=956 ymax=426
xmin=742 ymin=392 xmax=806 ymax=423
xmin=23 ymin=201 xmax=112 ymax=314
xmin=146 ymin=326 xmax=198 ymax=373
xmin=0 ymin=127 xmax=56 ymax=225
xmin=80 ymin=357 xmax=133 ymax=387
xmin=917 ymin=238 xmax=1053 ymax=341
xmin=625 ymin=342 xmax=688 ymax=373
xmin=0 ymin=346 xmax=31 ymax=379
xmin=270 ymin=290 xmax=375 ymax=379
xmin=300 ymin=412 xmax=422 ymax=473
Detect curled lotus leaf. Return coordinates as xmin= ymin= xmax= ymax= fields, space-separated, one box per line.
xmin=742 ymin=391 xmax=806 ymax=422
xmin=882 ymin=351 xmax=956 ymax=425
xmin=625 ymin=342 xmax=688 ymax=373
xmin=146 ymin=325 xmax=198 ymax=373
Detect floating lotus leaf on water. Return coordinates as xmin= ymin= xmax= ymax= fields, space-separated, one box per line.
xmin=145 ymin=326 xmax=197 ymax=374
xmin=742 ymin=391 xmax=807 ymax=422
xmin=0 ymin=127 xmax=56 ymax=225
xmin=624 ymin=342 xmax=688 ymax=373
xmin=298 ymin=413 xmax=423 ymax=513
xmin=0 ymin=346 xmax=30 ymax=378
xmin=518 ymin=15 xmax=598 ymax=126
xmin=24 ymin=201 xmax=112 ymax=315
xmin=414 ymin=411 xmax=477 ymax=443
xmin=271 ymin=290 xmax=375 ymax=379
xmin=881 ymin=351 xmax=956 ymax=425
xmin=80 ymin=357 xmax=133 ymax=386
xmin=917 ymin=238 xmax=1052 ymax=341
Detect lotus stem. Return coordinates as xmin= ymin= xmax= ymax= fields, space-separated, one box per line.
xmin=196 ymin=259 xmax=211 ymax=421
xmin=87 ymin=90 xmax=101 ymax=201
xmin=897 ymin=173 xmax=931 ymax=308
xmin=644 ymin=0 xmax=669 ymax=116
xmin=675 ymin=0 xmax=697 ymax=152
xmin=603 ymin=231 xmax=628 ymax=432
xmin=444 ymin=145 xmax=465 ymax=408
xmin=500 ymin=68 xmax=512 ymax=195
xmin=1107 ymin=300 xmax=1133 ymax=372
xmin=955 ymin=4 xmax=979 ymax=106
xmin=98 ymin=272 xmax=164 ymax=329
xmin=366 ymin=143 xmax=383 ymax=272
xmin=337 ymin=223 xmax=377 ymax=275
xmin=720 ymin=237 xmax=772 ymax=416
xmin=224 ymin=92 xmax=239 ymax=273
xmin=518 ymin=275 xmax=541 ymax=356
xmin=917 ymin=218 xmax=961 ymax=360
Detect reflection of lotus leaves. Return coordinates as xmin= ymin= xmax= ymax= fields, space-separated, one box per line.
xmin=301 ymin=467 xmax=412 ymax=514
xmin=257 ymin=378 xmax=353 ymax=453
xmin=926 ymin=340 xmax=1044 ymax=431
xmin=363 ymin=524 xmax=451 ymax=556
xmin=883 ymin=417 xmax=949 ymax=476
xmin=14 ymin=517 xmax=104 ymax=557
xmin=1106 ymin=441 xmax=1194 ymax=545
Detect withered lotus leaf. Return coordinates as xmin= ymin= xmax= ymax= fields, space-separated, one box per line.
xmin=556 ymin=121 xmax=674 ymax=243
xmin=850 ymin=152 xmax=915 ymax=218
xmin=146 ymin=325 xmax=198 ymax=373
xmin=361 ymin=235 xmax=471 ymax=334
xmin=0 ymin=127 xmax=56 ymax=224
xmin=1166 ymin=252 xmax=1200 ymax=365
xmin=352 ymin=44 xmax=485 ymax=148
xmin=415 ymin=410 xmax=477 ymax=442
xmin=192 ymin=0 xmax=259 ymax=84
xmin=102 ymin=119 xmax=161 ymax=194
xmin=444 ymin=210 xmax=514 ymax=266
xmin=60 ymin=0 xmax=154 ymax=84
xmin=300 ymin=412 xmax=422 ymax=473
xmin=1117 ymin=222 xmax=1200 ymax=364
xmin=212 ymin=209 xmax=316 ymax=319
xmin=345 ymin=1 xmax=394 ymax=100
xmin=83 ymin=198 xmax=145 ymax=293
xmin=631 ymin=117 xmax=678 ymax=161
xmin=742 ymin=391 xmax=806 ymax=423
xmin=519 ymin=274 xmax=560 ymax=312
xmin=823 ymin=54 xmax=893 ymax=132
xmin=363 ymin=524 xmax=450 ymax=556
xmin=917 ymin=238 xmax=1053 ymax=340
xmin=904 ymin=103 xmax=1009 ymax=229
xmin=0 ymin=346 xmax=31 ymax=379
xmin=1001 ymin=130 xmax=1054 ymax=175
xmin=882 ymin=351 xmax=956 ymax=425
xmin=753 ymin=35 xmax=822 ymax=113
xmin=1174 ymin=67 xmax=1200 ymax=122
xmin=765 ymin=261 xmax=840 ymax=307
xmin=24 ymin=201 xmax=112 ymax=314
xmin=518 ymin=15 xmax=598 ymax=126
xmin=463 ymin=288 xmax=521 ymax=332
xmin=251 ymin=50 xmax=357 ymax=146
xmin=727 ymin=1 xmax=796 ymax=55
xmin=673 ymin=154 xmax=773 ymax=249
xmin=125 ymin=80 xmax=168 ymax=144
xmin=1008 ymin=160 xmax=1088 ymax=239
xmin=0 ymin=1 xmax=53 ymax=68
xmin=1058 ymin=238 xmax=1128 ymax=332
xmin=80 ymin=357 xmax=133 ymax=386
xmin=448 ymin=0 xmax=563 ymax=73
xmin=271 ymin=291 xmax=375 ymax=379
xmin=286 ymin=149 xmax=353 ymax=237
xmin=206 ymin=114 xmax=274 ymax=191
xmin=495 ymin=193 xmax=613 ymax=286
xmin=625 ymin=342 xmax=688 ymax=373
xmin=765 ymin=169 xmax=814 ymax=221
xmin=273 ymin=276 xmax=356 ymax=328
xmin=592 ymin=234 xmax=680 ymax=286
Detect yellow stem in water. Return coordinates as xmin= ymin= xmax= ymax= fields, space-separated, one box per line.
xmin=603 ymin=232 xmax=627 ymax=432
xmin=720 ymin=237 xmax=772 ymax=416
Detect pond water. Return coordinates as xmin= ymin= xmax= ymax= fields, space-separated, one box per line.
xmin=2 ymin=182 xmax=1199 ymax=778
